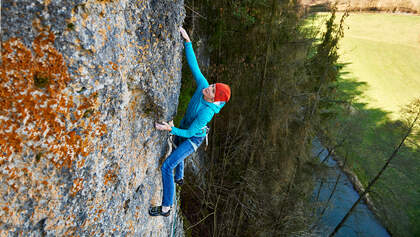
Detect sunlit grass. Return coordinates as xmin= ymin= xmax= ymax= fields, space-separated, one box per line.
xmin=308 ymin=12 xmax=420 ymax=236
xmin=338 ymin=13 xmax=420 ymax=118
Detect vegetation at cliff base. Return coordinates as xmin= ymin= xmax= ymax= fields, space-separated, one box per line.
xmin=310 ymin=12 xmax=420 ymax=236
xmin=177 ymin=1 xmax=346 ymax=236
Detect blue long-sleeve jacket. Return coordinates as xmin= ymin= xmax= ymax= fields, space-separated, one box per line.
xmin=170 ymin=42 xmax=225 ymax=138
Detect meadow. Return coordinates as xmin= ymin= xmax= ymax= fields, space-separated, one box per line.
xmin=310 ymin=12 xmax=420 ymax=236
xmin=338 ymin=13 xmax=420 ymax=119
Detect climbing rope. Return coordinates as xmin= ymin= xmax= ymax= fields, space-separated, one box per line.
xmin=170 ymin=187 xmax=181 ymax=237
xmin=165 ymin=134 xmax=179 ymax=237
xmin=165 ymin=134 xmax=177 ymax=159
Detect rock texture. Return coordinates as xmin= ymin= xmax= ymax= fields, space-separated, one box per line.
xmin=1 ymin=0 xmax=185 ymax=236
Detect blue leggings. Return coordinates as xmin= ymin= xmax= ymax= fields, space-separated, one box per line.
xmin=161 ymin=136 xmax=205 ymax=206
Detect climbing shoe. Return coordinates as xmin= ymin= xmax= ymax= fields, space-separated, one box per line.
xmin=148 ymin=206 xmax=170 ymax=217
xmin=175 ymin=178 xmax=184 ymax=186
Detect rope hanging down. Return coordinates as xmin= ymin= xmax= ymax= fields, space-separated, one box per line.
xmin=165 ymin=134 xmax=177 ymax=159
xmin=163 ymin=134 xmax=178 ymax=237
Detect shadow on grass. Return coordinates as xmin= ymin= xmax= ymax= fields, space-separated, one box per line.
xmin=328 ymin=62 xmax=420 ymax=236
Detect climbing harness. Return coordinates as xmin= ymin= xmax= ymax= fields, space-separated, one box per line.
xmin=166 ymin=126 xmax=209 ymax=155
xmin=187 ymin=126 xmax=209 ymax=151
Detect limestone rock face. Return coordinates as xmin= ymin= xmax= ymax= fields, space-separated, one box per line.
xmin=1 ymin=0 xmax=185 ymax=236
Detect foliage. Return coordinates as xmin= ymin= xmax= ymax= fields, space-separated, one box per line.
xmin=174 ymin=56 xmax=196 ymax=126
xmin=178 ymin=0 xmax=346 ymax=236
xmin=301 ymin=0 xmax=420 ymax=14
xmin=312 ymin=12 xmax=420 ymax=236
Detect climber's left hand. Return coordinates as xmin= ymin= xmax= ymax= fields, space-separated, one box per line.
xmin=180 ymin=27 xmax=191 ymax=42
xmin=155 ymin=121 xmax=173 ymax=131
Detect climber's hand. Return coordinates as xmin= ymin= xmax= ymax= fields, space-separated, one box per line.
xmin=180 ymin=27 xmax=191 ymax=42
xmin=155 ymin=122 xmax=172 ymax=131
xmin=168 ymin=120 xmax=174 ymax=127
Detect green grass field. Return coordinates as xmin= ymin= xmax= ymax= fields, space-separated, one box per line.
xmin=309 ymin=13 xmax=420 ymax=236
xmin=338 ymin=13 xmax=420 ymax=119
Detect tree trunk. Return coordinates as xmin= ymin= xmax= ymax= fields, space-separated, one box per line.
xmin=235 ymin=1 xmax=278 ymax=234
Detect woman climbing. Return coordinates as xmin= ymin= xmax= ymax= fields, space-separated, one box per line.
xmin=149 ymin=27 xmax=231 ymax=217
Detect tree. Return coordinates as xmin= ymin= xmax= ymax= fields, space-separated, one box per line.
xmin=329 ymin=98 xmax=420 ymax=237
xmin=179 ymin=1 xmax=348 ymax=235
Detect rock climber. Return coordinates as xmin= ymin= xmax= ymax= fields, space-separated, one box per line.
xmin=149 ymin=27 xmax=231 ymax=217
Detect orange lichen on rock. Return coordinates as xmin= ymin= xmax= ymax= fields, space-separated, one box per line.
xmin=109 ymin=61 xmax=118 ymax=71
xmin=104 ymin=169 xmax=117 ymax=185
xmin=0 ymin=31 xmax=107 ymax=172
xmin=69 ymin=178 xmax=84 ymax=196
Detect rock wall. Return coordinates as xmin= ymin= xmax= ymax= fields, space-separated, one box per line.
xmin=1 ymin=0 xmax=185 ymax=236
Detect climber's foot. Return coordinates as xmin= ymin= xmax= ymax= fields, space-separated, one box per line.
xmin=175 ymin=178 xmax=184 ymax=186
xmin=149 ymin=206 xmax=170 ymax=217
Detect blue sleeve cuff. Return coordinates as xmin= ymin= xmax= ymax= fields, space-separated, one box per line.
xmin=171 ymin=126 xmax=191 ymax=138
